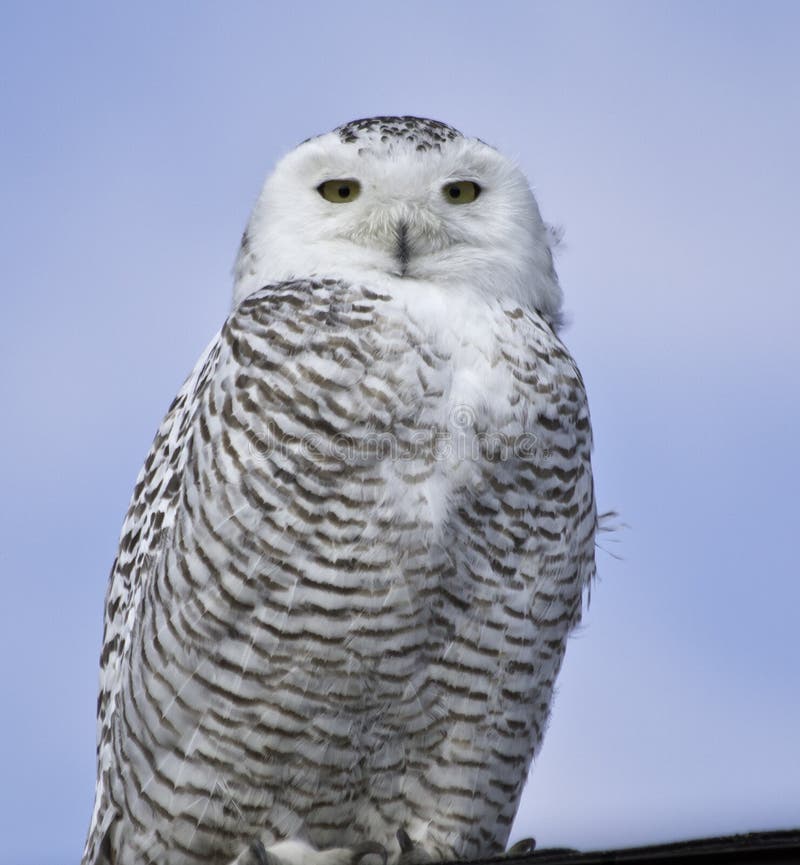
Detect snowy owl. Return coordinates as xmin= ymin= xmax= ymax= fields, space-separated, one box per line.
xmin=82 ymin=116 xmax=597 ymax=865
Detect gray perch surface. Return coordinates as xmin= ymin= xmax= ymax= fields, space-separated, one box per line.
xmin=456 ymin=830 xmax=800 ymax=864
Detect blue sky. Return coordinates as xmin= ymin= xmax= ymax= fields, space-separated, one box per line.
xmin=1 ymin=2 xmax=798 ymax=863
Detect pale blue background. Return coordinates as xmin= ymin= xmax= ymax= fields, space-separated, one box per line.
xmin=1 ymin=3 xmax=798 ymax=863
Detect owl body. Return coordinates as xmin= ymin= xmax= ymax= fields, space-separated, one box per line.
xmin=84 ymin=118 xmax=596 ymax=865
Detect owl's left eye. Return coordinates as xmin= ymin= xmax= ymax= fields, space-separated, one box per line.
xmin=317 ymin=179 xmax=361 ymax=203
xmin=442 ymin=181 xmax=481 ymax=204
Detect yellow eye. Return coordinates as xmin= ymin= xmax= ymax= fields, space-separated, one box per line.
xmin=442 ymin=181 xmax=481 ymax=204
xmin=317 ymin=179 xmax=361 ymax=203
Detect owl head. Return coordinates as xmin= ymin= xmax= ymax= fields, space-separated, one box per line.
xmin=234 ymin=116 xmax=563 ymax=323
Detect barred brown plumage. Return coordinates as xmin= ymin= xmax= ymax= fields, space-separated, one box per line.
xmin=83 ymin=117 xmax=597 ymax=865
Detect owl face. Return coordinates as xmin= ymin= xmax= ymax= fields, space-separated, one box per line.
xmin=234 ymin=117 xmax=562 ymax=320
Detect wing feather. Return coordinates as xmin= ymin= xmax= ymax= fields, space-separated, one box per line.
xmin=81 ymin=336 xmax=222 ymax=865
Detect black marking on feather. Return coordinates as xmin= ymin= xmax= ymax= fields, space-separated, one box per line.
xmin=336 ymin=116 xmax=462 ymax=152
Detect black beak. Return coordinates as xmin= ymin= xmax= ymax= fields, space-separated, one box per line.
xmin=395 ymin=221 xmax=410 ymax=276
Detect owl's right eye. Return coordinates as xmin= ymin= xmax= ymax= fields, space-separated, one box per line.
xmin=317 ymin=179 xmax=361 ymax=203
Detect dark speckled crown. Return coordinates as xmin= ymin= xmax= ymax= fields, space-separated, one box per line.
xmin=335 ymin=116 xmax=463 ymax=152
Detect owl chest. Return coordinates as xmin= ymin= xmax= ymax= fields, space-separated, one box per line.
xmin=364 ymin=297 xmax=529 ymax=537
xmin=186 ymin=295 xmax=541 ymax=676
